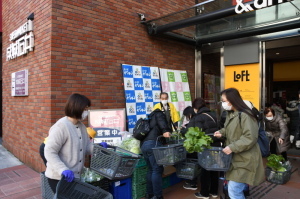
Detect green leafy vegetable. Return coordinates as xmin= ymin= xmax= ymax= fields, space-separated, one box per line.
xmin=183 ymin=127 xmax=213 ymax=153
xmin=266 ymin=154 xmax=286 ymax=172
xmin=120 ymin=138 xmax=142 ymax=154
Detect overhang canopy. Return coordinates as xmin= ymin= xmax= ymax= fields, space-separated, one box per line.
xmin=144 ymin=0 xmax=300 ymax=46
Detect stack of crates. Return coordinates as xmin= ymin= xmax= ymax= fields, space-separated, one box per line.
xmin=132 ymin=157 xmax=148 ymax=199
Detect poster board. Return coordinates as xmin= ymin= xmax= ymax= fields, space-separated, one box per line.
xmin=159 ymin=68 xmax=192 ymax=120
xmin=224 ymin=63 xmax=260 ymax=109
xmin=122 ymin=64 xmax=161 ymax=133
xmin=88 ymin=109 xmax=125 ymax=145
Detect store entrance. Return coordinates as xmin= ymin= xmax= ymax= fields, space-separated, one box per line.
xmin=265 ymin=36 xmax=300 ymax=157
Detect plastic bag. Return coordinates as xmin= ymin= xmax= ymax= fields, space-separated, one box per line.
xmin=119 ymin=137 xmax=142 ymax=154
xmin=80 ymin=167 xmax=104 ymax=183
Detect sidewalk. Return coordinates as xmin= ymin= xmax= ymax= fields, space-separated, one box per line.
xmin=0 ymin=136 xmax=300 ymax=199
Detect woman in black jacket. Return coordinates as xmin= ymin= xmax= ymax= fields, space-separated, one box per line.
xmin=141 ymin=109 xmax=172 ymax=199
xmin=181 ymin=98 xmax=221 ymax=199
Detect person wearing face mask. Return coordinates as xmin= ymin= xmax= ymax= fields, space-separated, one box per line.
xmin=264 ymin=107 xmax=291 ymax=160
xmin=180 ymin=99 xmax=221 ymax=199
xmin=214 ymin=88 xmax=264 ymax=199
xmin=153 ymin=92 xmax=180 ymax=131
xmin=44 ymin=93 xmax=105 ymax=193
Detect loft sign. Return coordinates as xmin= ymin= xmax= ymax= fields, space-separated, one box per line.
xmin=234 ymin=70 xmax=250 ymax=82
xmin=235 ymin=0 xmax=292 ymax=14
xmin=6 ymin=20 xmax=35 ymax=61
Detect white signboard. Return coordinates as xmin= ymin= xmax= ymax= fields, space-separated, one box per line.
xmin=12 ymin=69 xmax=29 ymax=96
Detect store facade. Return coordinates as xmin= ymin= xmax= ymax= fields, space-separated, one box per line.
xmin=144 ymin=0 xmax=300 ymax=116
xmin=2 ymin=0 xmax=196 ymax=172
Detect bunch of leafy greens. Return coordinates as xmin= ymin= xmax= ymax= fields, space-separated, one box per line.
xmin=183 ymin=127 xmax=213 ymax=153
xmin=266 ymin=154 xmax=286 ymax=172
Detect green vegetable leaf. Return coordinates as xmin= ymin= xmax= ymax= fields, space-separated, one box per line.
xmin=183 ymin=127 xmax=213 ymax=153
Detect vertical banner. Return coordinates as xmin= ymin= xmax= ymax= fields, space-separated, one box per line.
xmin=88 ymin=109 xmax=126 ymax=145
xmin=224 ymin=63 xmax=260 ymax=109
xmin=122 ymin=64 xmax=161 ymax=133
xmin=159 ymin=69 xmax=192 ymax=118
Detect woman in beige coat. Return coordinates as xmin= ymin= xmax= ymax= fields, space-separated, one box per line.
xmin=264 ymin=107 xmax=291 ymax=160
xmin=214 ymin=88 xmax=264 ymax=199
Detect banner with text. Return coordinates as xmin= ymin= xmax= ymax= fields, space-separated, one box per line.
xmin=159 ymin=69 xmax=192 ymax=120
xmin=122 ymin=64 xmax=161 ymax=133
xmin=88 ymin=109 xmax=125 ymax=145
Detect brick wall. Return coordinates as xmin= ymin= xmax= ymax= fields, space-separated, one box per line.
xmin=3 ymin=0 xmax=196 ymax=172
xmin=2 ymin=0 xmax=52 ymax=172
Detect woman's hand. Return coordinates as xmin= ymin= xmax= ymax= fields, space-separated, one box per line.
xmin=214 ymin=131 xmax=222 ymax=138
xmin=278 ymin=138 xmax=284 ymax=144
xmin=163 ymin=132 xmax=171 ymax=138
xmin=223 ymin=146 xmax=232 ymax=155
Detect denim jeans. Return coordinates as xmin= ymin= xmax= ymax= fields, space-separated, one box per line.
xmin=141 ymin=140 xmax=164 ymax=197
xmin=228 ymin=181 xmax=246 ymax=199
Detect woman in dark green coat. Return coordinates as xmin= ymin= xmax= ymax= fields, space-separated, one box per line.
xmin=214 ymin=88 xmax=265 ymax=199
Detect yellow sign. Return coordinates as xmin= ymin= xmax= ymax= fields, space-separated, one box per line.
xmin=224 ymin=63 xmax=260 ymax=109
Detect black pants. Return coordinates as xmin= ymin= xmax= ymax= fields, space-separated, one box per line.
xmin=270 ymin=138 xmax=287 ymax=161
xmin=189 ymin=169 xmax=219 ymax=197
xmin=39 ymin=143 xmax=47 ymax=166
xmin=47 ymin=177 xmax=59 ymax=193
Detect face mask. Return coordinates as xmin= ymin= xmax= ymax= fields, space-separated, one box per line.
xmin=222 ymin=102 xmax=232 ymax=111
xmin=161 ymin=100 xmax=168 ymax=105
xmin=266 ymin=116 xmax=273 ymax=121
xmin=81 ymin=110 xmax=88 ymax=120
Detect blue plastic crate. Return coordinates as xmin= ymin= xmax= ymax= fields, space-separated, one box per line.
xmin=170 ymin=172 xmax=182 ymax=186
xmin=110 ymin=178 xmax=132 ymax=199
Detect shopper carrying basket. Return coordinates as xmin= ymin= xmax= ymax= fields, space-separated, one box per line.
xmin=180 ymin=99 xmax=222 ymax=199
xmin=214 ymin=88 xmax=265 ymax=199
xmin=140 ymin=109 xmax=172 ymax=199
xmin=44 ymin=93 xmax=107 ymax=194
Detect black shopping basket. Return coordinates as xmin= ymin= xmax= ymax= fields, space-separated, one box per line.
xmin=40 ymin=172 xmax=113 ymax=199
xmin=197 ymin=147 xmax=232 ymax=171
xmin=91 ymin=145 xmax=141 ymax=180
xmin=175 ymin=158 xmax=201 ymax=180
xmin=152 ymin=136 xmax=187 ymax=165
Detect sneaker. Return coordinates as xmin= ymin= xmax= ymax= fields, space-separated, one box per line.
xmin=209 ymin=193 xmax=218 ymax=198
xmin=194 ymin=192 xmax=209 ymax=199
xmin=183 ymin=183 xmax=197 ymax=190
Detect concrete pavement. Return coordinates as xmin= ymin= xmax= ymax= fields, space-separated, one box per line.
xmin=0 ymin=138 xmax=23 ymax=170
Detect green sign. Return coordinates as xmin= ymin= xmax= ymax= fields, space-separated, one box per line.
xmin=167 ymin=72 xmax=175 ymax=82
xmin=184 ymin=92 xmax=191 ymax=101
xmin=170 ymin=92 xmax=178 ymax=102
xmin=180 ymin=73 xmax=188 ymax=82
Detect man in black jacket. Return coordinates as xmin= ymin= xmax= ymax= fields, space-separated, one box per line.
xmin=141 ymin=109 xmax=172 ymax=199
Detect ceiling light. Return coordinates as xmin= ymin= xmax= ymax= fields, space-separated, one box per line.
xmin=276 ymin=53 xmax=280 ymax=55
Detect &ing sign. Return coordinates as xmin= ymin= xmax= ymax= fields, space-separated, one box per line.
xmin=235 ymin=0 xmax=292 ymax=14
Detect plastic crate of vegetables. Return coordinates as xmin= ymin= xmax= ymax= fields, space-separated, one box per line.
xmin=265 ymin=154 xmax=292 ymax=185
xmin=175 ymin=158 xmax=201 ymax=180
xmin=91 ymin=145 xmax=141 ymax=180
xmin=197 ymin=147 xmax=232 ymax=171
